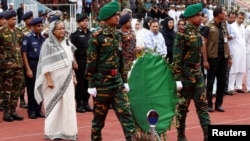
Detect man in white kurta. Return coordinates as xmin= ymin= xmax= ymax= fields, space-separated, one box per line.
xmin=143 ymin=19 xmax=167 ymax=57
xmin=245 ymin=24 xmax=250 ymax=92
xmin=228 ymin=12 xmax=246 ymax=93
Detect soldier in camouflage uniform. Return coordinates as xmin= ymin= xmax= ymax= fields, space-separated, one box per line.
xmin=85 ymin=1 xmax=136 ymax=141
xmin=172 ymin=3 xmax=210 ymax=141
xmin=118 ymin=13 xmax=136 ymax=76
xmin=0 ymin=11 xmax=6 ymax=112
xmin=0 ymin=10 xmax=25 ymax=122
xmin=22 ymin=11 xmax=33 ymax=36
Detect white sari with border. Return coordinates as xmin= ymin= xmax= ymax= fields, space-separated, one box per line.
xmin=35 ymin=38 xmax=78 ymax=140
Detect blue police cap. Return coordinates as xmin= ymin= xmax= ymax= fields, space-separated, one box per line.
xmin=4 ymin=10 xmax=17 ymax=19
xmin=119 ymin=13 xmax=131 ymax=25
xmin=30 ymin=17 xmax=43 ymax=25
xmin=22 ymin=11 xmax=33 ymax=20
xmin=49 ymin=15 xmax=60 ymax=23
xmin=0 ymin=12 xmax=5 ymax=19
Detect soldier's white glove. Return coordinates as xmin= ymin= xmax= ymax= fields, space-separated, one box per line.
xmin=124 ymin=83 xmax=129 ymax=92
xmin=176 ymin=81 xmax=182 ymax=91
xmin=88 ymin=88 xmax=97 ymax=97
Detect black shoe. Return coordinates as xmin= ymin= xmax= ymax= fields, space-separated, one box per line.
xmin=36 ymin=112 xmax=45 ymax=118
xmin=225 ymin=91 xmax=233 ymax=95
xmin=76 ymin=106 xmax=86 ymax=113
xmin=84 ymin=105 xmax=93 ymax=112
xmin=3 ymin=116 xmax=14 ymax=122
xmin=207 ymin=106 xmax=214 ymax=112
xmin=28 ymin=113 xmax=37 ymax=119
xmin=236 ymin=89 xmax=245 ymax=93
xmin=215 ymin=106 xmax=225 ymax=112
xmin=109 ymin=104 xmax=113 ymax=109
xmin=19 ymin=101 xmax=28 ymax=109
xmin=12 ymin=113 xmax=24 ymax=121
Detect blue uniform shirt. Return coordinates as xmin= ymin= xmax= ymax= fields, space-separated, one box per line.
xmin=21 ymin=31 xmax=45 ymax=59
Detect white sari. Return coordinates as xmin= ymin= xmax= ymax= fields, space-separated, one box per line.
xmin=34 ymin=22 xmax=78 ymax=140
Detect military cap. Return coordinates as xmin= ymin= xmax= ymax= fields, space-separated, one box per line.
xmin=76 ymin=13 xmax=88 ymax=22
xmin=98 ymin=1 xmax=120 ymax=21
xmin=22 ymin=11 xmax=33 ymax=20
xmin=0 ymin=12 xmax=5 ymax=19
xmin=30 ymin=17 xmax=43 ymax=25
xmin=119 ymin=13 xmax=131 ymax=25
xmin=183 ymin=3 xmax=202 ymax=18
xmin=4 ymin=10 xmax=16 ymax=19
xmin=49 ymin=15 xmax=60 ymax=23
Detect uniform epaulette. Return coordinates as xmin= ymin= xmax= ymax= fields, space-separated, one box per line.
xmin=0 ymin=26 xmax=4 ymax=30
xmin=26 ymin=32 xmax=32 ymax=37
xmin=15 ymin=27 xmax=22 ymax=31
xmin=92 ymin=29 xmax=102 ymax=37
xmin=0 ymin=26 xmax=7 ymax=31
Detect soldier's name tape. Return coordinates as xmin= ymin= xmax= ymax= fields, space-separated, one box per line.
xmin=208 ymin=125 xmax=250 ymax=140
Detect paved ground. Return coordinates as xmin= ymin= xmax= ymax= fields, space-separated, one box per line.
xmin=0 ymin=91 xmax=250 ymax=141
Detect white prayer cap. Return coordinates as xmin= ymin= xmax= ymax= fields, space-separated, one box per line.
xmin=9 ymin=2 xmax=14 ymax=5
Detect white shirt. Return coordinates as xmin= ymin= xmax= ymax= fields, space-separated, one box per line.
xmin=143 ymin=31 xmax=167 ymax=57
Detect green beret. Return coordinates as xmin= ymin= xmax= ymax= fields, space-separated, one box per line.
xmin=183 ymin=3 xmax=202 ymax=18
xmin=98 ymin=1 xmax=120 ymax=21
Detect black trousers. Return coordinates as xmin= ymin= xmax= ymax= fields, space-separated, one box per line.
xmin=206 ymin=53 xmax=228 ymax=107
xmin=75 ymin=59 xmax=89 ymax=107
xmin=25 ymin=60 xmax=41 ymax=115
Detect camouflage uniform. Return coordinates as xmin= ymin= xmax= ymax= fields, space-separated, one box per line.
xmin=86 ymin=25 xmax=136 ymax=141
xmin=0 ymin=26 xmax=25 ymax=121
xmin=22 ymin=26 xmax=32 ymax=36
xmin=172 ymin=23 xmax=210 ymax=133
xmin=119 ymin=28 xmax=136 ymax=75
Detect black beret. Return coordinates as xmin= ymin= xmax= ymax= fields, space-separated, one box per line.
xmin=49 ymin=15 xmax=60 ymax=23
xmin=0 ymin=12 xmax=4 ymax=19
xmin=4 ymin=10 xmax=17 ymax=19
xmin=76 ymin=13 xmax=88 ymax=22
xmin=119 ymin=13 xmax=131 ymax=25
xmin=30 ymin=17 xmax=43 ymax=25
xmin=22 ymin=11 xmax=33 ymax=20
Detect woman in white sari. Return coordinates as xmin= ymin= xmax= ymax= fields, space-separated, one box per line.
xmin=34 ymin=20 xmax=78 ymax=140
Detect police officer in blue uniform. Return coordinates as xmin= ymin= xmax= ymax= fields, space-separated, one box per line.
xmin=21 ymin=17 xmax=45 ymax=119
xmin=70 ymin=13 xmax=92 ymax=113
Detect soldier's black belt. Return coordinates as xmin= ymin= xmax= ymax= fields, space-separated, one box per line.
xmin=97 ymin=68 xmax=118 ymax=76
xmin=184 ymin=62 xmax=201 ymax=69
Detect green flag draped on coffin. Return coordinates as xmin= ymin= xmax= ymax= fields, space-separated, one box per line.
xmin=128 ymin=54 xmax=178 ymax=134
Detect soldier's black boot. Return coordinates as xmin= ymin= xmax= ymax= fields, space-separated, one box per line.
xmin=202 ymin=126 xmax=208 ymax=141
xmin=19 ymin=94 xmax=28 ymax=108
xmin=10 ymin=107 xmax=23 ymax=121
xmin=177 ymin=129 xmax=188 ymax=141
xmin=0 ymin=104 xmax=3 ymax=111
xmin=3 ymin=107 xmax=13 ymax=122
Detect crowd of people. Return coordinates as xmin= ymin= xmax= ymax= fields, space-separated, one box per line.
xmin=0 ymin=0 xmax=250 ymax=141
